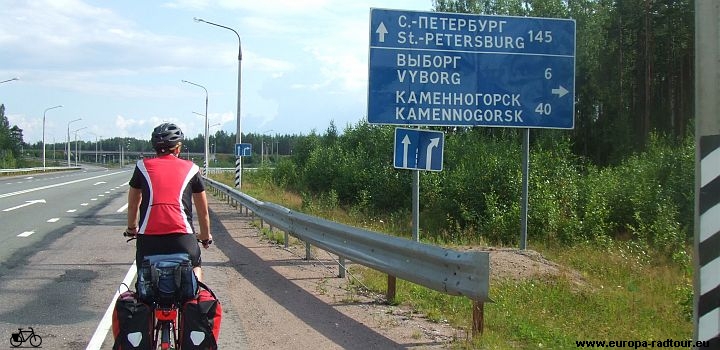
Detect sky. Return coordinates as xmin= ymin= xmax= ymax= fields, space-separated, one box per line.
xmin=0 ymin=0 xmax=434 ymax=144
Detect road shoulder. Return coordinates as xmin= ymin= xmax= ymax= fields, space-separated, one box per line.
xmin=204 ymin=195 xmax=465 ymax=349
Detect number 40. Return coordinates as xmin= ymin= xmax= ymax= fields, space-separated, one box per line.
xmin=535 ymin=103 xmax=552 ymax=115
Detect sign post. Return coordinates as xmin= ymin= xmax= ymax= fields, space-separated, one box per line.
xmin=369 ymin=8 xmax=576 ymax=251
xmin=694 ymin=1 xmax=720 ymax=347
xmin=394 ymin=127 xmax=445 ymax=242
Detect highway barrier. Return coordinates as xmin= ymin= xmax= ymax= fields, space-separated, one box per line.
xmin=203 ymin=177 xmax=491 ymax=334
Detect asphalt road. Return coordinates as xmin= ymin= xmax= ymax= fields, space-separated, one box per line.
xmin=0 ymin=166 xmax=245 ymax=349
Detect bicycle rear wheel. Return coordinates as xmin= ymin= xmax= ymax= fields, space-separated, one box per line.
xmin=9 ymin=335 xmax=22 ymax=348
xmin=29 ymin=335 xmax=42 ymax=347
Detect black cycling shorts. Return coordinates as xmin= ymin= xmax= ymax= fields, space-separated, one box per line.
xmin=136 ymin=233 xmax=202 ymax=267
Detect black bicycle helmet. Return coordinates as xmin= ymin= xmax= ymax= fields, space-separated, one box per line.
xmin=151 ymin=123 xmax=184 ymax=153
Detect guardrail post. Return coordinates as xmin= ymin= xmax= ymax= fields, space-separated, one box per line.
xmin=284 ymin=231 xmax=289 ymax=248
xmin=305 ymin=242 xmax=311 ymax=260
xmin=387 ymin=275 xmax=396 ymax=303
xmin=472 ymin=300 xmax=484 ymax=336
xmin=338 ymin=256 xmax=346 ymax=278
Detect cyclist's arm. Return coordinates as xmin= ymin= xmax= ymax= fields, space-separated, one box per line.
xmin=127 ymin=187 xmax=142 ymax=232
xmin=193 ymin=191 xmax=211 ymax=243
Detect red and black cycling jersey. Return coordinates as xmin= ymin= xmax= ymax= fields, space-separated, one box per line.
xmin=129 ymin=154 xmax=205 ymax=235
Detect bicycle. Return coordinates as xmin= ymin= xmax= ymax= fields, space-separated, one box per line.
xmin=123 ymin=231 xmax=212 ymax=350
xmin=9 ymin=327 xmax=42 ymax=348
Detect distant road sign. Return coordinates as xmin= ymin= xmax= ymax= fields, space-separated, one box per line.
xmin=394 ymin=128 xmax=444 ymax=171
xmin=235 ymin=143 xmax=252 ymax=157
xmin=368 ymin=8 xmax=576 ymax=129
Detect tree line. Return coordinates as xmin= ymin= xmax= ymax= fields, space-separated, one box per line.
xmin=434 ymin=0 xmax=694 ymax=164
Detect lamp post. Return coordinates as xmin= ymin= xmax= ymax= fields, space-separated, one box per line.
xmin=194 ymin=17 xmax=243 ymax=188
xmin=209 ymin=123 xmax=221 ymax=161
xmin=43 ymin=105 xmax=63 ymax=169
xmin=73 ymin=127 xmax=87 ymax=166
xmin=0 ymin=77 xmax=19 ymax=84
xmin=88 ymin=132 xmax=100 ymax=163
xmin=261 ymin=129 xmax=273 ymax=167
xmin=182 ymin=80 xmax=209 ymax=175
xmin=67 ymin=118 xmax=81 ymax=167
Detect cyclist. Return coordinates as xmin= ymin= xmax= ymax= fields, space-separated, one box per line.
xmin=124 ymin=122 xmax=213 ymax=281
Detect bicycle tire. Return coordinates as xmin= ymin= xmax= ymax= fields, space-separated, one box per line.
xmin=9 ymin=336 xmax=22 ymax=348
xmin=29 ymin=335 xmax=42 ymax=347
xmin=160 ymin=321 xmax=171 ymax=350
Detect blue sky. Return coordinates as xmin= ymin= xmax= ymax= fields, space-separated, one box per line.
xmin=1 ymin=0 xmax=433 ymax=144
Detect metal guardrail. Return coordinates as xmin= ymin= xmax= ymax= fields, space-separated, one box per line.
xmin=203 ymin=177 xmax=490 ymax=302
xmin=205 ymin=167 xmax=261 ymax=174
xmin=0 ymin=167 xmax=82 ymax=175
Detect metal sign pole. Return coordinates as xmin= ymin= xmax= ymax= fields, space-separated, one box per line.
xmin=520 ymin=129 xmax=530 ymax=250
xmin=412 ymin=169 xmax=420 ymax=242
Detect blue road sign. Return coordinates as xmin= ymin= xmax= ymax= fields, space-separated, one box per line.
xmin=235 ymin=143 xmax=252 ymax=157
xmin=394 ymin=128 xmax=444 ymax=171
xmin=368 ymin=9 xmax=575 ymax=129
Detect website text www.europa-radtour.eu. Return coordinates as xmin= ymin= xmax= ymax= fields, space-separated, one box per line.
xmin=575 ymin=339 xmax=710 ymax=348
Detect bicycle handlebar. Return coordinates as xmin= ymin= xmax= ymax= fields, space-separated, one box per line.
xmin=122 ymin=230 xmax=212 ymax=246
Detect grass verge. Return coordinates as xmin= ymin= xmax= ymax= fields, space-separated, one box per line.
xmin=211 ymin=172 xmax=693 ymax=349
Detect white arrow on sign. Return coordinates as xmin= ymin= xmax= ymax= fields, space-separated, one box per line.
xmin=3 ymin=199 xmax=47 ymax=212
xmin=425 ymin=138 xmax=440 ymax=170
xmin=376 ymin=22 xmax=388 ymax=43
xmin=401 ymin=135 xmax=412 ymax=168
xmin=552 ymin=86 xmax=569 ymax=98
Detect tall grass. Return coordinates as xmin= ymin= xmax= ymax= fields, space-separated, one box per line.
xmin=210 ymin=126 xmax=694 ymax=348
xmin=211 ymin=172 xmax=693 ymax=349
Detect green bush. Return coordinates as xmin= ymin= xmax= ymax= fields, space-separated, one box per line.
xmin=270 ymin=122 xmax=694 ymax=252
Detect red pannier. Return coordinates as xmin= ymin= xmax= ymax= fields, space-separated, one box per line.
xmin=179 ymin=281 xmax=222 ymax=349
xmin=111 ymin=291 xmax=153 ymax=350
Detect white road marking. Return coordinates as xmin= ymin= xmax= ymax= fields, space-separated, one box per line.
xmin=98 ymin=194 xmax=104 ymax=197
xmin=81 ymin=203 xmax=89 ymax=206
xmin=47 ymin=218 xmax=60 ymax=223
xmin=117 ymin=203 xmax=128 ymax=213
xmin=2 ymin=199 xmax=46 ymax=212
xmin=0 ymin=171 xmax=124 ymax=199
xmin=67 ymin=209 xmax=77 ymax=213
xmin=85 ymin=261 xmax=137 ymax=350
xmin=91 ymin=198 xmax=97 ymax=201
xmin=17 ymin=231 xmax=34 ymax=237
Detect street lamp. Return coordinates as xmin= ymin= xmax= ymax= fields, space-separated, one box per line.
xmin=67 ymin=118 xmax=81 ymax=167
xmin=0 ymin=77 xmax=19 ymax=84
xmin=182 ymin=79 xmax=209 ymax=175
xmin=43 ymin=105 xmax=63 ymax=169
xmin=87 ymin=132 xmax=100 ymax=163
xmin=194 ymin=17 xmax=243 ymax=188
xmin=209 ymin=123 xmax=221 ymax=159
xmin=73 ymin=127 xmax=87 ymax=166
xmin=261 ymin=129 xmax=273 ymax=167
